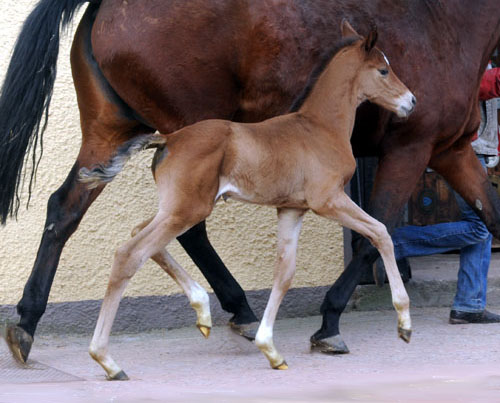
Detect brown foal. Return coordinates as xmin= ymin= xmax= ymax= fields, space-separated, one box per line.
xmin=81 ymin=22 xmax=416 ymax=379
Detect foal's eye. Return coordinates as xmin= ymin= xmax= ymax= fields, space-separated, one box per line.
xmin=379 ymin=69 xmax=389 ymax=76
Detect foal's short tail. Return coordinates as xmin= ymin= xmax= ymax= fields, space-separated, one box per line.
xmin=79 ymin=134 xmax=166 ymax=189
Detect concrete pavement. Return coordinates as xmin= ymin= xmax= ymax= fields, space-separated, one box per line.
xmin=2 ymin=253 xmax=500 ymax=402
xmin=1 ymin=306 xmax=500 ymax=402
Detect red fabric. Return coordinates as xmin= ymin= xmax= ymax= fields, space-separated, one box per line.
xmin=471 ymin=67 xmax=500 ymax=142
xmin=479 ymin=67 xmax=500 ymax=101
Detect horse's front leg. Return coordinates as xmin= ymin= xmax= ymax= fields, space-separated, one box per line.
xmin=312 ymin=191 xmax=411 ymax=351
xmin=255 ymin=208 xmax=304 ymax=369
xmin=310 ymin=147 xmax=430 ymax=353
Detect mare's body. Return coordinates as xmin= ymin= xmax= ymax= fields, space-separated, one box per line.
xmin=1 ymin=0 xmax=500 ymax=359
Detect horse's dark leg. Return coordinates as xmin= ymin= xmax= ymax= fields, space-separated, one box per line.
xmin=4 ymin=10 xmax=151 ymax=362
xmin=311 ymin=147 xmax=431 ymax=353
xmin=5 ymin=122 xmax=147 ymax=363
xmin=177 ymin=222 xmax=259 ymax=338
xmin=310 ymin=238 xmax=379 ymax=353
xmin=7 ymin=160 xmax=107 ymax=362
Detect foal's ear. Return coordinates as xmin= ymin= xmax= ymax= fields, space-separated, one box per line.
xmin=341 ymin=19 xmax=360 ymax=38
xmin=364 ymin=27 xmax=378 ymax=53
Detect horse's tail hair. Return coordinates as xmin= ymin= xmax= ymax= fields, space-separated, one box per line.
xmin=0 ymin=0 xmax=101 ymax=224
xmin=79 ymin=134 xmax=167 ymax=189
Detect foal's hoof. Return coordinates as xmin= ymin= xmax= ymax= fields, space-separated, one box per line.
xmin=197 ymin=324 xmax=211 ymax=339
xmin=273 ymin=360 xmax=288 ymax=370
xmin=398 ymin=327 xmax=412 ymax=343
xmin=3 ymin=325 xmax=33 ymax=364
xmin=229 ymin=321 xmax=259 ymax=341
xmin=310 ymin=334 xmax=350 ymax=355
xmin=107 ymin=370 xmax=129 ymax=381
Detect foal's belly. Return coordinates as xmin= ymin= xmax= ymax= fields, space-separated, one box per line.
xmin=216 ymin=179 xmax=308 ymax=209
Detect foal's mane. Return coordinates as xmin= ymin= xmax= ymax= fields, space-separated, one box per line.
xmin=289 ymin=36 xmax=360 ymax=112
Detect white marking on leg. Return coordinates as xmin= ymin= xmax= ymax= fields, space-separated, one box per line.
xmin=255 ymin=208 xmax=304 ymax=368
xmin=153 ymin=250 xmax=212 ymax=330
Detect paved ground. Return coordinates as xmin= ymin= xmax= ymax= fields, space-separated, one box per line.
xmin=1 ymin=306 xmax=500 ymax=403
xmin=2 ymin=254 xmax=500 ymax=402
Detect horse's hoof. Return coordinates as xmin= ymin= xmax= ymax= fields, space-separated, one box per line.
xmin=197 ymin=324 xmax=211 ymax=339
xmin=3 ymin=324 xmax=33 ymax=364
xmin=398 ymin=327 xmax=412 ymax=343
xmin=310 ymin=334 xmax=350 ymax=355
xmin=107 ymin=370 xmax=129 ymax=381
xmin=229 ymin=320 xmax=259 ymax=341
xmin=273 ymin=360 xmax=288 ymax=370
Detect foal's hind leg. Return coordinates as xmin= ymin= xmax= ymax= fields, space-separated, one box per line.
xmin=131 ymin=219 xmax=212 ymax=337
xmin=255 ymin=208 xmax=305 ymax=369
xmin=90 ymin=213 xmax=188 ymax=380
xmin=311 ymin=191 xmax=411 ymax=352
xmin=177 ymin=221 xmax=259 ymax=340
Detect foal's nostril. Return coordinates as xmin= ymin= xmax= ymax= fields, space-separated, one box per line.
xmin=411 ymin=96 xmax=417 ymax=106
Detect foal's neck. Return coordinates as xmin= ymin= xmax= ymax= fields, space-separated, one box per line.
xmin=299 ymin=49 xmax=363 ymax=140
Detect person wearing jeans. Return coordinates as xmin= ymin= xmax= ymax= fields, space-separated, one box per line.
xmin=393 ymin=156 xmax=497 ymax=323
xmin=391 ymin=66 xmax=500 ymax=324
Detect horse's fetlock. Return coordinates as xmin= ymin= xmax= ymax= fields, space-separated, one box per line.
xmin=255 ymin=334 xmax=270 ymax=349
xmin=190 ymin=284 xmax=209 ymax=307
xmin=89 ymin=344 xmax=105 ymax=361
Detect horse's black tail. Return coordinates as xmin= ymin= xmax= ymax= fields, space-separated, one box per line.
xmin=79 ymin=134 xmax=167 ymax=189
xmin=0 ymin=0 xmax=101 ymax=224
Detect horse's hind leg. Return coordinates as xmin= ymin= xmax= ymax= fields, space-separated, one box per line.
xmin=311 ymin=191 xmax=411 ymax=351
xmin=177 ymin=221 xmax=259 ymax=337
xmin=131 ymin=219 xmax=212 ymax=337
xmin=91 ymin=201 xmax=212 ymax=380
xmin=90 ymin=213 xmax=178 ymax=380
xmin=7 ymin=126 xmax=148 ymax=364
xmin=255 ymin=208 xmax=304 ymax=369
xmin=5 ymin=11 xmax=152 ymax=363
xmin=429 ymin=144 xmax=500 ymax=236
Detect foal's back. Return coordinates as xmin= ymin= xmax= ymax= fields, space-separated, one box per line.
xmin=156 ymin=112 xmax=355 ymax=210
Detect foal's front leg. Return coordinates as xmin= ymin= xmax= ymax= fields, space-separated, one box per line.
xmin=312 ymin=191 xmax=411 ymax=350
xmin=255 ymin=208 xmax=305 ymax=369
xmin=132 ymin=219 xmax=212 ymax=337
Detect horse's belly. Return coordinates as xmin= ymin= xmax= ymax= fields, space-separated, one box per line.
xmin=216 ymin=179 xmax=307 ymax=209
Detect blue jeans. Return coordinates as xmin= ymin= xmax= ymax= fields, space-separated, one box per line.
xmin=392 ymin=156 xmax=492 ymax=313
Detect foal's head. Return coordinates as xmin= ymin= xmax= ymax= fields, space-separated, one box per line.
xmin=341 ymin=20 xmax=416 ymax=118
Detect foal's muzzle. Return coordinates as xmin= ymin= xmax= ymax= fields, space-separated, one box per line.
xmin=396 ymin=92 xmax=417 ymax=118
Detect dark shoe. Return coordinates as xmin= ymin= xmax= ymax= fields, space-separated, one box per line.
xmin=449 ymin=309 xmax=500 ymax=324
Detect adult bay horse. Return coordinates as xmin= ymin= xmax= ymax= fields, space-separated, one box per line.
xmin=1 ymin=0 xmax=500 ymax=361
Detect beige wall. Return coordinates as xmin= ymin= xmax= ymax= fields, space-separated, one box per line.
xmin=0 ymin=0 xmax=344 ymax=306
